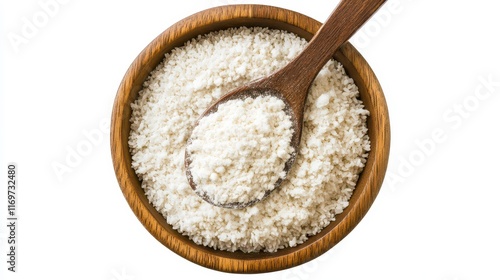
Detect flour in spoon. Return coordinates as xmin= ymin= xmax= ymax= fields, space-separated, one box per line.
xmin=187 ymin=95 xmax=294 ymax=206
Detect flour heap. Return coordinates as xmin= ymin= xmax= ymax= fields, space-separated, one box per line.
xmin=129 ymin=27 xmax=370 ymax=253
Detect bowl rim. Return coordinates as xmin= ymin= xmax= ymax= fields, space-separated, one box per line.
xmin=111 ymin=4 xmax=390 ymax=274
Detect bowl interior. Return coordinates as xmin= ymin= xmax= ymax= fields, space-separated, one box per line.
xmin=111 ymin=4 xmax=390 ymax=273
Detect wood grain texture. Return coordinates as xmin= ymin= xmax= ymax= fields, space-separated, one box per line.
xmin=111 ymin=4 xmax=390 ymax=273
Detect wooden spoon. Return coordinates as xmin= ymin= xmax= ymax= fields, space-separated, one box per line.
xmin=185 ymin=0 xmax=387 ymax=209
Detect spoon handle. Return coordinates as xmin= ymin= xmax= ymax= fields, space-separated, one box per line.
xmin=261 ymin=0 xmax=387 ymax=116
xmin=297 ymin=0 xmax=387 ymax=76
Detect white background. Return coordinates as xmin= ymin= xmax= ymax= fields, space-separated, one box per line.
xmin=1 ymin=0 xmax=500 ymax=279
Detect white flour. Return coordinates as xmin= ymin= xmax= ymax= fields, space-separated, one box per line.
xmin=186 ymin=95 xmax=294 ymax=207
xmin=129 ymin=27 xmax=370 ymax=253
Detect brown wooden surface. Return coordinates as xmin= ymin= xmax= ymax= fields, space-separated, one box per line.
xmin=111 ymin=4 xmax=390 ymax=274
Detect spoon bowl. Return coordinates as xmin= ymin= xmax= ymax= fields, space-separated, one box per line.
xmin=185 ymin=87 xmax=301 ymax=209
xmin=185 ymin=0 xmax=387 ymax=208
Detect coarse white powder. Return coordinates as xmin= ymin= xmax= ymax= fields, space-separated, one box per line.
xmin=186 ymin=95 xmax=294 ymax=207
xmin=129 ymin=27 xmax=370 ymax=253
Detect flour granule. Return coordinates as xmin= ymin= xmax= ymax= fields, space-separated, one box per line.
xmin=129 ymin=27 xmax=370 ymax=253
xmin=187 ymin=95 xmax=294 ymax=206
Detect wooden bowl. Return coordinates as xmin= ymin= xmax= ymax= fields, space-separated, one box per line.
xmin=111 ymin=4 xmax=390 ymax=273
